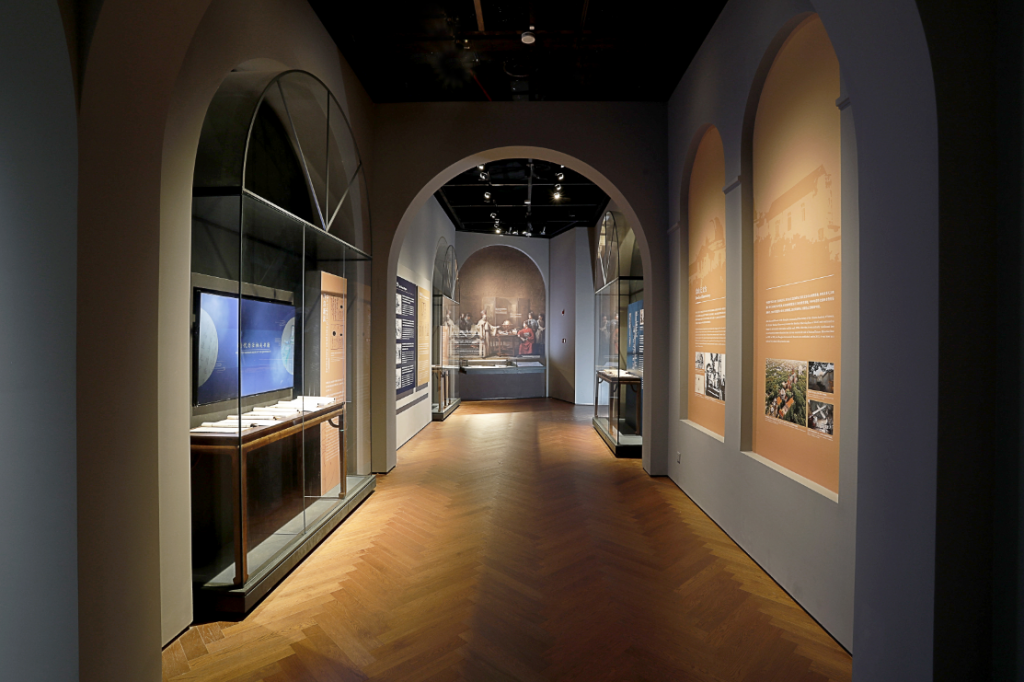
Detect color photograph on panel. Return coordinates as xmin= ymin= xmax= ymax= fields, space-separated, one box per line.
xmin=752 ymin=15 xmax=842 ymax=496
xmin=686 ymin=126 xmax=727 ymax=436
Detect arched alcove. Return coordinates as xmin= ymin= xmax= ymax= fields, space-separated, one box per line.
xmin=683 ymin=125 xmax=726 ymax=437
xmin=186 ymin=66 xmax=376 ymax=615
xmin=749 ymin=14 xmax=844 ymax=498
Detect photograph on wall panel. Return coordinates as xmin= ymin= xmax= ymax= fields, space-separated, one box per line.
xmin=686 ymin=126 xmax=727 ymax=436
xmin=751 ymin=15 xmax=842 ymax=497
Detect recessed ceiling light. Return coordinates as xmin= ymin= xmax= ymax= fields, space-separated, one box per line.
xmin=521 ymin=31 xmax=536 ymax=45
xmin=553 ymin=193 xmax=561 ymax=199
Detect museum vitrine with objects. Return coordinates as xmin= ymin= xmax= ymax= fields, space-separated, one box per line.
xmin=432 ymin=240 xmax=461 ymax=420
xmin=188 ymin=69 xmax=373 ymax=615
xmin=593 ymin=211 xmax=644 ymax=457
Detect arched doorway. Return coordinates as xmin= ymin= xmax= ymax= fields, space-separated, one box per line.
xmin=374 ymin=148 xmax=661 ymax=474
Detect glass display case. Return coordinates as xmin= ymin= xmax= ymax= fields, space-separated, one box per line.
xmin=432 ymin=241 xmax=460 ymax=419
xmin=189 ymin=70 xmax=373 ymax=615
xmin=594 ymin=212 xmax=644 ymax=457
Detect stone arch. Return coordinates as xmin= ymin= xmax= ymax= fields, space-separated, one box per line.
xmin=374 ymin=146 xmax=658 ymax=474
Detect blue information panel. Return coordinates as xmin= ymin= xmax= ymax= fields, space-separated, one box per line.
xmin=396 ymin=276 xmax=417 ymax=397
xmin=195 ymin=291 xmax=296 ymax=405
xmin=627 ymin=299 xmax=644 ymax=372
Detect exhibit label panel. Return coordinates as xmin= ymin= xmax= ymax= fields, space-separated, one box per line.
xmin=417 ymin=286 xmax=431 ymax=389
xmin=396 ymin=276 xmax=417 ymax=397
xmin=319 ymin=272 xmax=346 ymax=494
xmin=686 ymin=127 xmax=726 ymax=435
xmin=752 ymin=16 xmax=841 ymax=495
xmin=627 ymin=299 xmax=644 ymax=372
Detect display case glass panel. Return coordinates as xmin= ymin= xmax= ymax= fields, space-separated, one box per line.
xmin=593 ymin=212 xmax=644 ymax=457
xmin=432 ymin=242 xmax=461 ymax=418
xmin=189 ymin=70 xmax=374 ymax=611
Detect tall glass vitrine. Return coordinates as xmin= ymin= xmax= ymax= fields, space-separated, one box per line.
xmin=432 ymin=241 xmax=461 ymax=419
xmin=189 ymin=70 xmax=374 ymax=615
xmin=593 ymin=212 xmax=644 ymax=457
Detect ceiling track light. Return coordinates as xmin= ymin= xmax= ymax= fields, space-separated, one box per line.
xmin=490 ymin=212 xmax=497 ymax=218
xmin=484 ymin=191 xmax=491 ymax=201
xmin=555 ymin=184 xmax=562 ymax=191
xmin=556 ymin=172 xmax=564 ymax=181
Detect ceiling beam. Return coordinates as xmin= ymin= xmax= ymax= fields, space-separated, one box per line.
xmin=473 ymin=0 xmax=485 ymax=32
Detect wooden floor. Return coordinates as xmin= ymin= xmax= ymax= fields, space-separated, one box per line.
xmin=164 ymin=399 xmax=851 ymax=682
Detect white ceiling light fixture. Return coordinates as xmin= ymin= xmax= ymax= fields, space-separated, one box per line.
xmin=521 ymin=25 xmax=536 ymax=44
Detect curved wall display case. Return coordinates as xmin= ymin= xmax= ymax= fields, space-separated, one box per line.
xmin=189 ymin=70 xmax=373 ymax=615
xmin=432 ymin=240 xmax=461 ymax=420
xmin=594 ymin=212 xmax=644 ymax=457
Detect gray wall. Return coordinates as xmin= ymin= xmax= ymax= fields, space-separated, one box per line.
xmin=550 ymin=227 xmax=597 ymax=405
xmin=396 ymin=196 xmax=456 ymax=447
xmin=572 ymin=228 xmax=597 ymax=405
xmin=0 ymin=4 xmax=79 ymax=680
xmin=668 ymin=0 xmax=857 ymax=648
xmin=667 ymin=0 xmax=939 ymax=677
xmin=549 ymin=229 xmax=577 ymax=403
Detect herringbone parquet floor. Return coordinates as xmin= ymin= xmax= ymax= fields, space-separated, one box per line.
xmin=164 ymin=399 xmax=851 ymax=682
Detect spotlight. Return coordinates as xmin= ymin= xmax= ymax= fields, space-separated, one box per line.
xmin=524 ymin=199 xmax=531 ymax=205
xmin=484 ymin=191 xmax=491 ymax=200
xmin=541 ymin=226 xmax=547 ymax=235
xmin=490 ymin=212 xmax=497 ymax=218
xmin=495 ymin=228 xmax=501 ymax=234
xmin=553 ymin=192 xmax=561 ymax=200
xmin=479 ymin=172 xmax=488 ymax=181
xmin=555 ymin=184 xmax=562 ymax=191
xmin=521 ymin=29 xmax=536 ymax=45
xmin=478 ymin=165 xmax=485 ymax=170
xmin=556 ymin=172 xmax=564 ymax=181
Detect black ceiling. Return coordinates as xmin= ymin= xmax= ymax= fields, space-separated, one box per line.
xmin=435 ymin=159 xmax=608 ymax=239
xmin=307 ymin=0 xmax=729 ymax=102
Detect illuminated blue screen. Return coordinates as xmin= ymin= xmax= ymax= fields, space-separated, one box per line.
xmin=195 ymin=291 xmax=296 ymax=405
